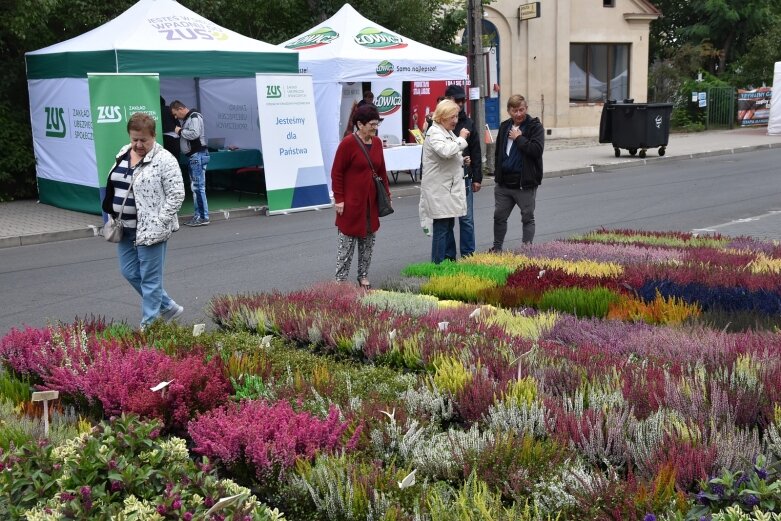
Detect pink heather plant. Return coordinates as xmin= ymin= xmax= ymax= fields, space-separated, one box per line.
xmin=44 ymin=346 xmax=231 ymax=432
xmin=0 ymin=323 xmax=104 ymax=380
xmin=189 ymin=400 xmax=361 ymax=479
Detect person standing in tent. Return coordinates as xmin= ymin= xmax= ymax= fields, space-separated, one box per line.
xmin=357 ymin=91 xmax=375 ymax=107
xmin=160 ymin=97 xmax=180 ymax=160
xmin=171 ymin=100 xmax=210 ymax=226
xmin=490 ymin=94 xmax=545 ymax=250
xmin=102 ymin=112 xmax=185 ymax=331
xmin=444 ymin=84 xmax=482 ymax=257
xmin=331 ymin=104 xmax=391 ymax=289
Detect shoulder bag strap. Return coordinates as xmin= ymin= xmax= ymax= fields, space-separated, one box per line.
xmin=115 ymin=170 xmax=136 ymax=220
xmin=352 ymin=133 xmax=377 ymax=177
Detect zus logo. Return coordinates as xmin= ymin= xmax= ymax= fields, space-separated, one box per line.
xmin=45 ymin=107 xmax=66 ymax=138
xmin=97 ymin=106 xmax=122 ymax=123
xmin=266 ymin=85 xmax=282 ymax=99
xmin=655 ymin=115 xmax=663 ymax=128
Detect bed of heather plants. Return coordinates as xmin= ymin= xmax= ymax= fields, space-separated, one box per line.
xmin=3 ymin=228 xmax=781 ymax=520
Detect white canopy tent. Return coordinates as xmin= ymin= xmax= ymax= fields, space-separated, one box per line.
xmin=279 ymin=3 xmax=468 ymax=178
xmin=26 ymin=0 xmax=297 ymax=213
xmin=769 ymin=62 xmax=781 ymax=135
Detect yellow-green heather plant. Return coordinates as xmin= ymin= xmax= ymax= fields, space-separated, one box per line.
xmin=528 ymin=256 xmax=624 ymax=278
xmin=749 ymin=253 xmax=781 ymax=274
xmin=421 ymin=274 xmax=498 ymax=302
xmin=222 ymin=350 xmax=267 ymax=381
xmin=430 ymin=355 xmax=474 ymax=395
xmin=385 ymin=332 xmax=425 ymax=370
xmin=480 ymin=306 xmax=558 ymax=340
xmin=573 ymin=230 xmax=730 ymax=249
xmin=501 ymin=376 xmax=538 ymax=407
xmin=426 ymin=471 xmax=558 ymax=521
xmin=460 ymin=251 xmax=530 ymax=269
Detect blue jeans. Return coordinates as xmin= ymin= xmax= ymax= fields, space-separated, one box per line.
xmin=117 ymin=228 xmax=174 ymax=327
xmin=431 ymin=218 xmax=456 ymax=264
xmin=188 ymin=151 xmax=209 ymax=219
xmin=446 ymin=179 xmax=475 ymax=257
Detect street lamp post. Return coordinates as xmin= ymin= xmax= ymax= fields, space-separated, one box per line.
xmin=466 ymin=0 xmax=487 ymax=159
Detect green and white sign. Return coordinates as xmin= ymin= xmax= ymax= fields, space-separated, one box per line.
xmin=372 ymin=80 xmax=403 ymax=143
xmin=255 ymin=73 xmax=330 ymax=214
xmin=88 ymin=73 xmax=161 ymax=188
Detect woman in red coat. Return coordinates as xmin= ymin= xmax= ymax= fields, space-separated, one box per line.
xmin=331 ymin=104 xmax=391 ymax=288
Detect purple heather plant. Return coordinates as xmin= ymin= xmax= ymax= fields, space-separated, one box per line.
xmin=521 ymin=240 xmax=683 ymax=264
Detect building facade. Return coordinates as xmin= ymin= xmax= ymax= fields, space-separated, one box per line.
xmin=482 ymin=0 xmax=660 ymax=137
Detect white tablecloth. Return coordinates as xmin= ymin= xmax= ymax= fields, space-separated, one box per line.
xmin=383 ymin=144 xmax=422 ymax=172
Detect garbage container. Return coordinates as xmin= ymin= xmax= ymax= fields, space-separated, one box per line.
xmin=603 ymin=101 xmax=673 ymax=158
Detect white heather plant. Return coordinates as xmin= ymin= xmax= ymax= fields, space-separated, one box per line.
xmin=486 ymin=400 xmax=551 ymax=438
xmin=401 ymin=384 xmax=455 ymax=426
xmin=625 ymin=408 xmax=669 ymax=477
xmin=360 ymin=289 xmax=439 ymax=317
xmin=532 ymin=458 xmax=598 ymax=515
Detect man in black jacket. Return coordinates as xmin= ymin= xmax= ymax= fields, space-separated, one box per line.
xmin=491 ymin=94 xmax=544 ymax=250
xmin=444 ymin=84 xmax=482 ymax=258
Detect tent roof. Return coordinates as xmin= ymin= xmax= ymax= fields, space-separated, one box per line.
xmin=26 ymin=0 xmax=297 ymax=79
xmin=279 ymin=3 xmax=467 ymax=83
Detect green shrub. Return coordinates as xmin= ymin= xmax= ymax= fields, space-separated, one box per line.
xmin=0 ymin=367 xmax=32 ymax=404
xmin=0 ymin=414 xmax=284 ymax=520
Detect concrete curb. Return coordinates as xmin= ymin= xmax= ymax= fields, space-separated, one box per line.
xmin=2 ymin=142 xmax=777 ymax=248
xmin=0 ymin=205 xmax=270 ymax=249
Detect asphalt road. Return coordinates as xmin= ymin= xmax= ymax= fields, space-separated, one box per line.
xmin=2 ymin=149 xmax=780 ymax=334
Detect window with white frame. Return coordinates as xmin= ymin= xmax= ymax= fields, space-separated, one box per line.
xmin=570 ymin=43 xmax=630 ymax=102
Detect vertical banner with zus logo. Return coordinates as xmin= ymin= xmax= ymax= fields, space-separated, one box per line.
xmin=371 ymin=80 xmax=403 ymax=143
xmin=88 ymin=73 xmax=161 ymax=189
xmin=28 ymin=78 xmax=100 ymax=213
xmin=255 ymin=73 xmax=330 ymax=214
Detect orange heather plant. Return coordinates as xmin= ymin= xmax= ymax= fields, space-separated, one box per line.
xmin=607 ymin=292 xmax=701 ymax=325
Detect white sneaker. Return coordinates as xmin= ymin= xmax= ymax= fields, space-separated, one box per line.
xmin=161 ymin=304 xmax=184 ymax=322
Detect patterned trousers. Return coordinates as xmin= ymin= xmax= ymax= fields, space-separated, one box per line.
xmin=335 ymin=230 xmax=375 ymax=282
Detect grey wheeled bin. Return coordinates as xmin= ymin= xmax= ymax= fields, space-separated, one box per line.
xmin=605 ymin=102 xmax=673 ymax=158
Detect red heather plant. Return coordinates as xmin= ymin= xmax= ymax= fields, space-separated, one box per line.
xmin=648 ymin=436 xmax=718 ymax=491
xmin=622 ymin=262 xmax=781 ymax=292
xmin=455 ymin=371 xmax=500 ymax=425
xmin=682 ymin=247 xmax=759 ymax=268
xmin=620 ymin=365 xmax=667 ymax=420
xmin=44 ymin=346 xmax=231 ymax=432
xmin=189 ymin=400 xmax=361 ymax=480
xmin=506 ymin=266 xmax=624 ymax=294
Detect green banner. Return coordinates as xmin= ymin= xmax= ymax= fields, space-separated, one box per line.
xmin=88 ymin=73 xmax=161 ymax=187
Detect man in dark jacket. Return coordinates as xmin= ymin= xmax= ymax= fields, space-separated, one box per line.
xmin=444 ymin=84 xmax=482 ymax=258
xmin=491 ymin=94 xmax=544 ymax=250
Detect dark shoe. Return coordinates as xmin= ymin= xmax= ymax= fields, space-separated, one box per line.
xmin=200 ymin=218 xmax=210 ymax=226
xmin=184 ymin=217 xmax=202 ymax=227
xmin=488 ymin=247 xmax=502 ymax=253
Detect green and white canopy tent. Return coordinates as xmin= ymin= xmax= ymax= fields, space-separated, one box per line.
xmin=26 ymin=0 xmax=297 ymax=214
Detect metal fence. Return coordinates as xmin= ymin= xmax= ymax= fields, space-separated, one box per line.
xmin=705 ymin=86 xmax=736 ymax=130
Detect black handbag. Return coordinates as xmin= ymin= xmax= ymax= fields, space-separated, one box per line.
xmin=353 ymin=134 xmax=394 ymax=217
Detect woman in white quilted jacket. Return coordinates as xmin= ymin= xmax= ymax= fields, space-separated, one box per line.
xmin=101 ymin=112 xmax=185 ymax=330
